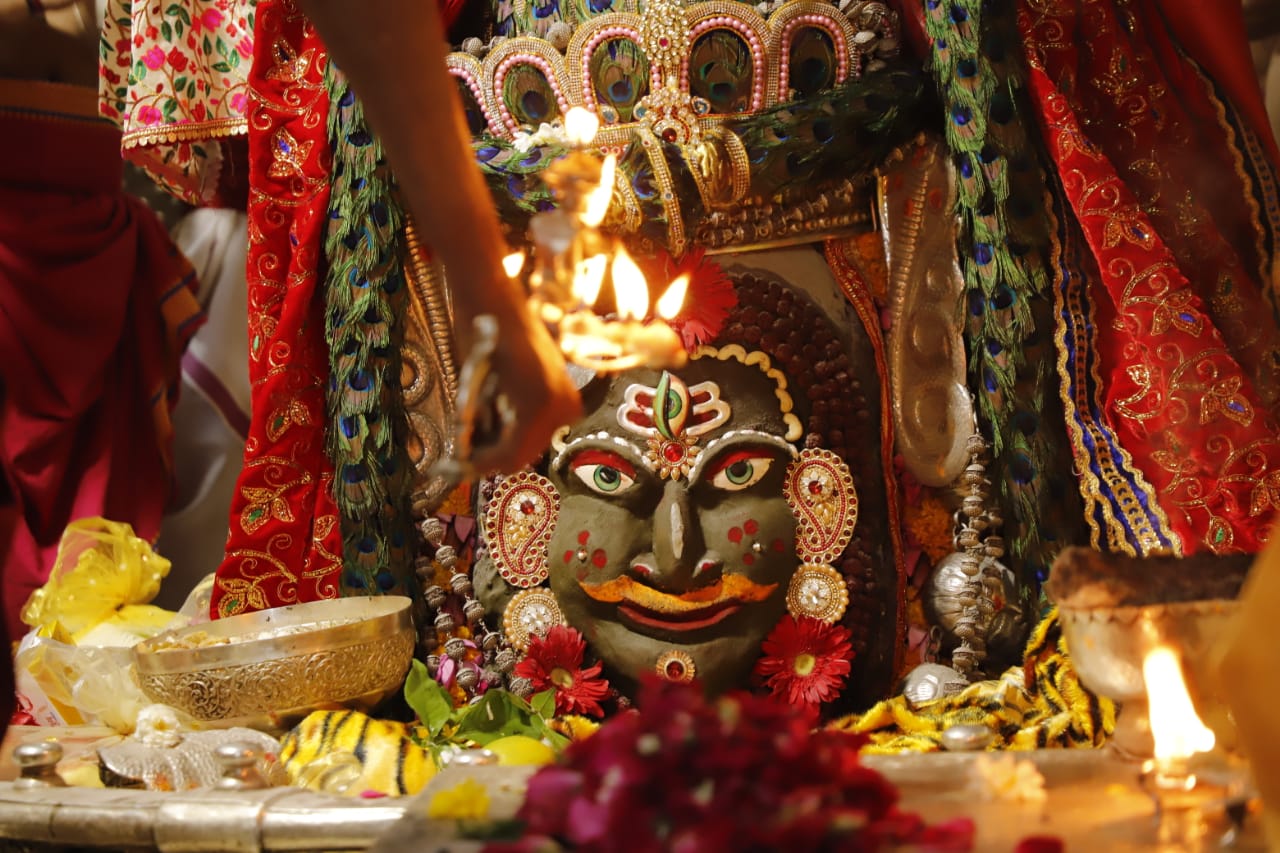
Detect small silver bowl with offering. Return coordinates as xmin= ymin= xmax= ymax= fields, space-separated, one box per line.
xmin=133 ymin=596 xmax=415 ymax=732
xmin=1047 ymin=547 xmax=1251 ymax=759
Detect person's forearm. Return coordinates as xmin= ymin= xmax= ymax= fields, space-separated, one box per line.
xmin=298 ymin=0 xmax=528 ymax=327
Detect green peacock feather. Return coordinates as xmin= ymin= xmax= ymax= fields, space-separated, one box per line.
xmin=322 ymin=64 xmax=417 ymax=599
xmin=924 ymin=0 xmax=1081 ymax=586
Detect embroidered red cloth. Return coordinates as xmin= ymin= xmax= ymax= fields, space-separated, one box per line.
xmin=210 ymin=0 xmax=344 ymax=617
xmin=0 ymin=80 xmax=203 ymax=643
xmin=1019 ymin=0 xmax=1280 ymax=554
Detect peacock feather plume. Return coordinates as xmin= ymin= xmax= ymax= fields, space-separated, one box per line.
xmin=322 ymin=64 xmax=417 ymax=599
xmin=923 ymin=0 xmax=1082 ymax=586
xmin=589 ymin=37 xmax=650 ymax=123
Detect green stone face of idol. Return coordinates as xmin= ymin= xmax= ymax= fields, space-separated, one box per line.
xmin=546 ymin=353 xmax=805 ymax=695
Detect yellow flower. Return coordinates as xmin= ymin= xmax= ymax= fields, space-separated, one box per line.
xmin=550 ymin=714 xmax=600 ymax=742
xmin=426 ymin=778 xmax=491 ymax=821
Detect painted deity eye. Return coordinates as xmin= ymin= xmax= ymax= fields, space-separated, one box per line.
xmin=706 ymin=448 xmax=776 ymax=492
xmin=570 ymin=449 xmax=638 ymax=496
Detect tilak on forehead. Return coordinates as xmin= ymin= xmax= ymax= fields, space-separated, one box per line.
xmin=578 ymin=345 xmax=808 ymax=480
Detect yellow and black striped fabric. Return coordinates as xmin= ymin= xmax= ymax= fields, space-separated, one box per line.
xmin=829 ymin=609 xmax=1115 ymax=753
xmin=279 ymin=709 xmax=436 ymax=796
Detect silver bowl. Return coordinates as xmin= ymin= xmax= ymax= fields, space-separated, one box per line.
xmin=1058 ymin=600 xmax=1239 ymax=758
xmin=133 ymin=597 xmax=415 ymax=732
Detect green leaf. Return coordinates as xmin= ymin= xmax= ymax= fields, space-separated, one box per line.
xmin=203 ymin=35 xmax=212 ymax=54
xmin=160 ymin=20 xmax=172 ymax=42
xmin=164 ymin=3 xmax=182 ymax=15
xmin=403 ymin=659 xmax=454 ymax=738
xmin=173 ymin=76 xmax=187 ymax=93
xmin=531 ymin=689 xmax=556 ymax=720
xmin=452 ymin=690 xmax=570 ymax=750
xmin=212 ymin=62 xmax=232 ymax=73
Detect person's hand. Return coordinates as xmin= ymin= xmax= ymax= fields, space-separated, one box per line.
xmin=466 ymin=307 xmax=581 ymax=475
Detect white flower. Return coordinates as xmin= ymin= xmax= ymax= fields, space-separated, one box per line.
xmin=512 ymin=121 xmax=572 ymax=153
xmin=968 ymin=754 xmax=1047 ymax=803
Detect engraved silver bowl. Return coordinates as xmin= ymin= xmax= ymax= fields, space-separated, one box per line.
xmin=133 ymin=597 xmax=415 ymax=732
xmin=1058 ymin=600 xmax=1239 ymax=759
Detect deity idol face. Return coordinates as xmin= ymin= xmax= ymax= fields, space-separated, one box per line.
xmin=545 ymin=353 xmax=807 ymax=695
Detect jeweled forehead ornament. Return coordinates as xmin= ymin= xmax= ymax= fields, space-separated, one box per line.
xmin=616 ymin=371 xmax=729 ymax=479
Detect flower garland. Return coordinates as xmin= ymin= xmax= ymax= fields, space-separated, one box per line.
xmin=484 ymin=679 xmax=976 ymax=852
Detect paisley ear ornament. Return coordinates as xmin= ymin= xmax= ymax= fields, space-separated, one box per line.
xmin=481 ymin=472 xmax=560 ymax=589
xmin=783 ymin=448 xmax=857 ymax=624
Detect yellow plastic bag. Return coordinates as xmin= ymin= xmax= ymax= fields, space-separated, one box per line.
xmin=14 ymin=518 xmax=180 ymax=732
xmin=21 ymin=517 xmax=174 ymax=641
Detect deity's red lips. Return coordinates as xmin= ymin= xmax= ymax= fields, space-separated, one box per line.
xmin=578 ymin=575 xmax=778 ymax=631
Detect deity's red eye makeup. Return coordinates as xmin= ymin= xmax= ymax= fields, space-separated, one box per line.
xmin=568 ymin=448 xmax=636 ymax=478
xmin=569 ymin=448 xmax=639 ymax=495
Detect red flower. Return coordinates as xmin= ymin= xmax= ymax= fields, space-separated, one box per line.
xmin=643 ymin=246 xmax=736 ymax=352
xmin=753 ymin=615 xmax=853 ymax=710
xmin=509 ymin=680 xmax=965 ymax=852
xmin=514 ymin=625 xmax=611 ymax=718
xmin=167 ymin=48 xmax=188 ymax=72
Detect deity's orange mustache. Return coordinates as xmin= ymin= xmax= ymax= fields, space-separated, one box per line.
xmin=579 ymin=575 xmax=777 ymax=614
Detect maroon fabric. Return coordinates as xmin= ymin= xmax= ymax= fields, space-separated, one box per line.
xmin=0 ymin=84 xmax=203 ymax=645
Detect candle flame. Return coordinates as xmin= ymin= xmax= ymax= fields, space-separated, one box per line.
xmin=502 ymin=252 xmax=526 ymax=278
xmin=564 ymin=107 xmax=599 ymax=147
xmin=573 ymin=254 xmax=609 ymax=306
xmin=656 ymin=274 xmax=689 ymax=320
xmin=581 ymin=153 xmax=617 ymax=228
xmin=611 ymin=248 xmax=649 ymax=320
xmin=1143 ymin=646 xmax=1215 ymax=762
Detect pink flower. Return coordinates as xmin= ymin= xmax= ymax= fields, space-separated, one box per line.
xmin=142 ymin=46 xmax=166 ymax=70
xmin=236 ymin=36 xmax=253 ymax=58
xmin=136 ymin=105 xmax=163 ymax=126
xmin=229 ymin=91 xmax=248 ymax=114
xmin=201 ymin=8 xmax=223 ymax=28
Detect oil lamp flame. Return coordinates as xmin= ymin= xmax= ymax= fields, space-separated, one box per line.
xmin=1143 ymin=646 xmax=1215 ymax=765
xmin=573 ymin=254 xmax=609 ymax=306
xmin=564 ymin=107 xmax=600 ymax=147
xmin=502 ymin=251 xmax=526 ymax=278
xmin=612 ymin=248 xmax=649 ymax=320
xmin=656 ymin=274 xmax=689 ymax=321
xmin=581 ymin=153 xmax=616 ymax=228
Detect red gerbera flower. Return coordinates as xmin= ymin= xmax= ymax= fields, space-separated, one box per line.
xmin=514 ymin=625 xmax=611 ymax=718
xmin=753 ymin=615 xmax=853 ymax=710
xmin=642 ymin=246 xmax=737 ymax=352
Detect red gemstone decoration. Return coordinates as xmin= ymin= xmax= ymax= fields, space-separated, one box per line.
xmin=520 ymin=499 xmax=536 ymax=514
xmin=666 ymin=660 xmax=685 ymax=679
xmin=661 ymin=128 xmax=677 ymax=142
xmin=659 ymin=37 xmax=669 ymax=46
xmin=662 ymin=442 xmax=686 ymax=463
xmin=807 ymin=480 xmax=823 ymax=495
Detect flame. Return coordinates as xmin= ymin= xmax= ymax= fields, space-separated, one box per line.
xmin=611 ymin=248 xmax=649 ymax=320
xmin=564 ymin=107 xmax=599 ymax=146
xmin=1143 ymin=646 xmax=1215 ymax=762
xmin=572 ymin=254 xmax=609 ymax=306
xmin=656 ymin=274 xmax=689 ymax=320
xmin=580 ymin=153 xmax=617 ymax=228
xmin=502 ymin=252 xmax=526 ymax=278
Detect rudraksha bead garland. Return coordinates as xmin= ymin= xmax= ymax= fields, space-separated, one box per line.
xmin=415 ymin=508 xmax=521 ymax=704
xmin=947 ymin=434 xmax=1005 ymax=680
